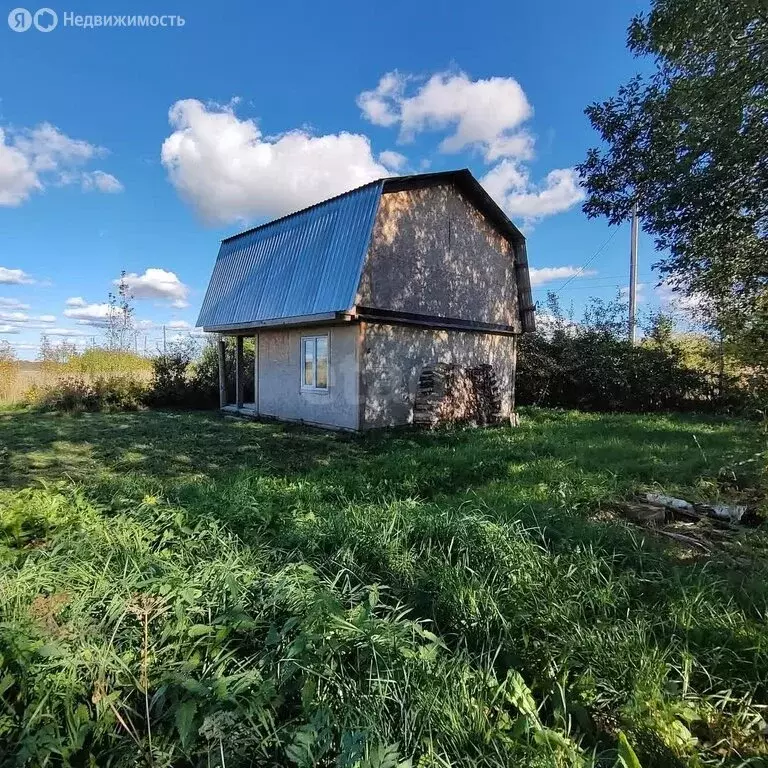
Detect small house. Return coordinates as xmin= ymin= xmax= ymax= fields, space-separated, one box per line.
xmin=196 ymin=169 xmax=535 ymax=430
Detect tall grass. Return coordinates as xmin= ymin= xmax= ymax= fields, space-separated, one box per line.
xmin=1 ymin=409 xmax=766 ymax=766
xmin=0 ymin=342 xmax=20 ymax=403
xmin=1 ymin=347 xmax=153 ymax=407
xmin=0 ymin=486 xmax=590 ymax=766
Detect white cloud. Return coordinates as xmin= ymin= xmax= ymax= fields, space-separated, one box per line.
xmin=161 ymin=98 xmax=389 ymax=223
xmin=0 ymin=324 xmax=20 ymax=334
xmin=0 ymin=267 xmax=34 ymax=284
xmin=0 ymin=129 xmax=40 ymax=205
xmin=379 ymin=150 xmax=407 ymax=172
xmin=63 ymin=301 xmax=111 ymax=326
xmin=0 ymin=311 xmax=28 ymax=322
xmin=0 ymin=122 xmax=121 ymax=206
xmin=82 ymin=170 xmax=124 ymax=193
xmin=118 ymin=268 xmax=189 ymax=304
xmin=41 ymin=327 xmax=92 ymax=337
xmin=358 ymin=71 xmax=534 ymax=162
xmin=481 ymin=161 xmax=584 ymax=224
xmin=65 ymin=296 xmax=86 ymax=307
xmin=357 ymin=72 xmax=404 ymax=127
xmin=167 ymin=320 xmax=192 ymax=329
xmin=359 ymin=72 xmax=582 ymax=224
xmin=14 ymin=122 xmax=100 ymax=172
xmin=529 ymin=266 xmax=597 ymax=287
xmin=656 ymin=279 xmax=708 ymax=316
xmin=0 ymin=311 xmax=58 ymax=329
xmin=170 ymin=298 xmax=189 ymax=309
xmin=0 ymin=297 xmax=29 ymax=309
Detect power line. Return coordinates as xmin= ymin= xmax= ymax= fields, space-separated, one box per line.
xmin=555 ymin=227 xmax=621 ymax=293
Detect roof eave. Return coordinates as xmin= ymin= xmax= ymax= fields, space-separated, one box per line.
xmin=200 ymin=311 xmax=354 ymax=334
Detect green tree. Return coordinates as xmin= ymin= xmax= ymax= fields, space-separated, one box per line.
xmin=577 ymin=0 xmax=767 ymax=354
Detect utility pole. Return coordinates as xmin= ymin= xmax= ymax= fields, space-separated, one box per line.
xmin=163 ymin=325 xmax=167 ymax=355
xmin=628 ymin=202 xmax=639 ymax=344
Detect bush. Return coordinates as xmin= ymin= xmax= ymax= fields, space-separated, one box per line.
xmin=190 ymin=338 xmax=255 ymax=405
xmin=146 ymin=343 xmax=224 ymax=409
xmin=25 ymin=376 xmax=147 ymax=413
xmin=146 ymin=339 xmax=256 ymax=410
xmin=517 ymin=294 xmax=764 ymax=415
xmin=146 ymin=351 xmax=195 ymax=407
xmin=516 ymin=331 xmax=718 ymax=412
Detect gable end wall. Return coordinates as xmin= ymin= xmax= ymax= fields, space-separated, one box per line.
xmin=356 ymin=184 xmax=521 ymax=330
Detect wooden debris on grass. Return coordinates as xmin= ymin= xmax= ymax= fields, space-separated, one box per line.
xmin=615 ymin=493 xmax=760 ymax=556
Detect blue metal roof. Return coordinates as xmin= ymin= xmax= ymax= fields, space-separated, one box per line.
xmin=196 ymin=180 xmax=383 ymax=330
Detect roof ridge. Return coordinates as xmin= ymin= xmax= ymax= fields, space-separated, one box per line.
xmin=219 ymin=169 xmax=475 ymax=245
xmin=220 ymin=178 xmax=384 ymax=244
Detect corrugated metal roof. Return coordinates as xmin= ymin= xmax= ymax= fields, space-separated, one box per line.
xmin=196 ymin=180 xmax=383 ymax=330
xmin=196 ymin=169 xmax=534 ymax=333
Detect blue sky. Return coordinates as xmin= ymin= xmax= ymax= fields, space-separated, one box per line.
xmin=0 ymin=0 xmax=664 ymax=358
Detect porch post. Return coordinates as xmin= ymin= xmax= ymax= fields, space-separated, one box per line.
xmin=217 ymin=335 xmax=227 ymax=409
xmin=254 ymin=332 xmax=260 ymax=415
xmin=235 ymin=335 xmax=244 ymax=408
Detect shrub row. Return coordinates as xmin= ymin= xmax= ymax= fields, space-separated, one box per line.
xmin=517 ymin=330 xmax=763 ymax=415
xmin=22 ymin=344 xmax=225 ymax=413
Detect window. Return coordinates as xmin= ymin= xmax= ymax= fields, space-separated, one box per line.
xmin=301 ymin=335 xmax=329 ymax=390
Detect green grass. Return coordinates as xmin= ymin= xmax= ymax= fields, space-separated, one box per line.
xmin=1 ymin=408 xmax=767 ymax=767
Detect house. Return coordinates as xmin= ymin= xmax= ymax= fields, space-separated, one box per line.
xmin=196 ymin=169 xmax=535 ymax=430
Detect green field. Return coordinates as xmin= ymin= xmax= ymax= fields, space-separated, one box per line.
xmin=1 ymin=408 xmax=767 ymax=766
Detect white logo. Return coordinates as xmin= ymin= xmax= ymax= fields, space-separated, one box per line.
xmin=7 ymin=7 xmax=32 ymax=30
xmin=33 ymin=6 xmax=57 ymax=30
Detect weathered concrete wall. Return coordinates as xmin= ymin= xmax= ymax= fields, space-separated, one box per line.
xmin=257 ymin=323 xmax=359 ymax=430
xmin=357 ymin=184 xmax=520 ymax=330
xmin=360 ymin=322 xmax=517 ymax=429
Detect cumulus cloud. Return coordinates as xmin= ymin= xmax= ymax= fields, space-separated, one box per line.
xmin=166 ymin=320 xmax=192 ymax=329
xmin=481 ymin=161 xmax=584 ymax=224
xmin=359 ymin=72 xmax=583 ymax=223
xmin=656 ymin=279 xmax=708 ymax=316
xmin=161 ymin=99 xmax=389 ymax=223
xmin=41 ymin=327 xmax=92 ymax=337
xmin=379 ymin=150 xmax=408 ymax=172
xmin=0 ymin=297 xmax=30 ymax=309
xmin=118 ymin=268 xmax=189 ymax=305
xmin=358 ymin=70 xmax=534 ymax=162
xmin=0 ymin=311 xmax=57 ymax=333
xmin=0 ymin=311 xmax=30 ymax=322
xmin=529 ymin=266 xmax=597 ymax=287
xmin=82 ymin=170 xmax=124 ymax=193
xmin=0 ymin=129 xmax=40 ymax=205
xmin=0 ymin=122 xmax=121 ymax=206
xmin=0 ymin=267 xmax=34 ymax=285
xmin=63 ymin=301 xmax=111 ymax=326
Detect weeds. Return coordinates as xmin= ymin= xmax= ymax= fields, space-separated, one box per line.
xmin=0 ymin=409 xmax=767 ymax=766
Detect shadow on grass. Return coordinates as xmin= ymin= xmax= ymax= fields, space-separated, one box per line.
xmin=0 ymin=407 xmax=760 ymax=506
xmin=2 ymin=407 xmax=768 ymax=762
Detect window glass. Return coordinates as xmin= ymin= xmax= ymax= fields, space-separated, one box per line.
xmin=302 ymin=338 xmax=314 ymax=387
xmin=301 ymin=335 xmax=329 ymax=389
xmin=316 ymin=336 xmax=328 ymax=389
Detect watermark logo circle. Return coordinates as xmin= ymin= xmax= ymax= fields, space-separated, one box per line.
xmin=7 ymin=7 xmax=32 ymax=31
xmin=33 ymin=7 xmax=57 ymax=31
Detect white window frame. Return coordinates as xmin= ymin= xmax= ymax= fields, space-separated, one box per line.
xmin=300 ymin=334 xmax=329 ymax=392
